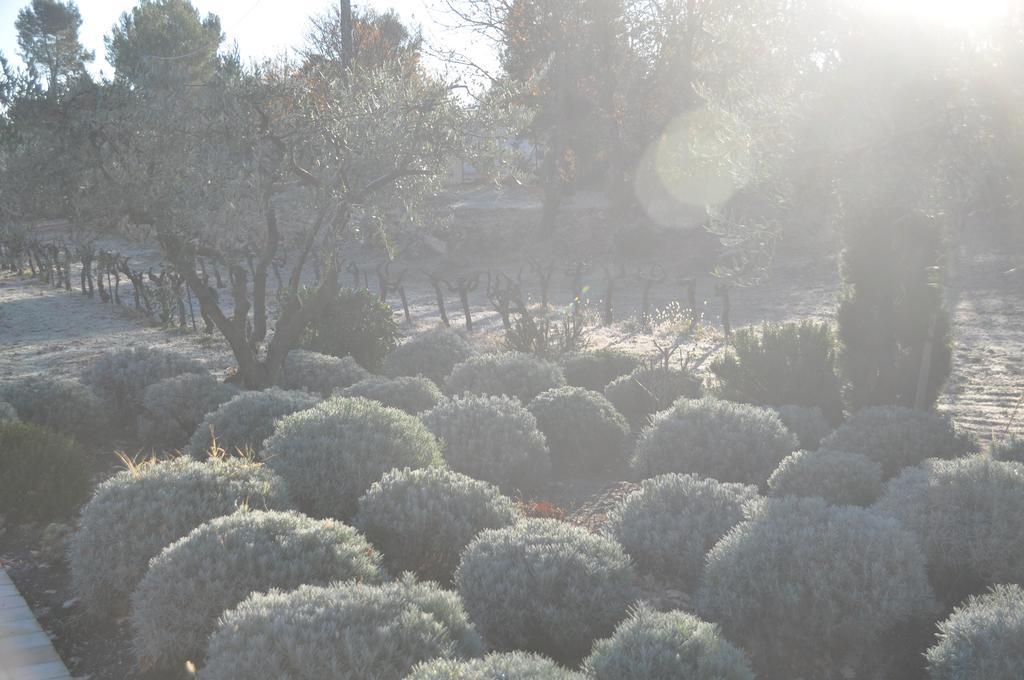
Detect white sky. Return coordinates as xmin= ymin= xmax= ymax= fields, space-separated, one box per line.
xmin=0 ymin=0 xmax=494 ymax=78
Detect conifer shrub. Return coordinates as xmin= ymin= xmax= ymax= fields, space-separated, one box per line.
xmin=421 ymin=394 xmax=550 ymax=491
xmin=584 ymin=606 xmax=755 ymax=680
xmin=407 ymin=652 xmax=584 ymax=680
xmin=263 ymin=396 xmax=441 ymax=519
xmin=603 ymin=366 xmax=702 ymax=430
xmin=202 ymin=575 xmax=483 ymax=680
xmin=926 ymin=584 xmax=1024 ymax=680
xmin=697 ymin=496 xmax=935 ymax=678
xmin=278 ymin=350 xmax=369 ymax=396
xmin=874 ymin=455 xmax=1024 ymax=601
xmin=131 ymin=510 xmax=385 ymax=671
xmin=710 ymin=320 xmax=844 ymax=424
xmin=776 ymin=404 xmax=832 ymax=450
xmin=355 ymin=467 xmax=518 ymax=583
xmin=823 ymin=405 xmax=972 ymax=478
xmin=137 ymin=373 xmax=238 ymax=447
xmin=299 ymin=286 xmax=399 ymax=372
xmin=339 ymin=375 xmax=444 ymax=414
xmin=444 ymin=353 xmax=565 ymax=403
xmin=767 ymin=449 xmax=884 ymax=506
xmin=632 ymin=397 xmax=798 ymax=486
xmin=455 ymin=518 xmax=639 ymax=665
xmin=81 ymin=346 xmax=207 ymax=426
xmin=562 ymin=349 xmax=641 ymax=392
xmin=188 ymin=387 xmax=320 ymax=457
xmin=0 ymin=376 xmax=105 ymax=440
xmin=69 ymin=456 xmax=291 ymax=618
xmin=0 ymin=422 xmax=88 ymax=521
xmin=527 ymin=387 xmax=630 ymax=476
xmin=385 ymin=326 xmax=475 ymax=385
xmin=605 ymin=473 xmax=758 ymax=590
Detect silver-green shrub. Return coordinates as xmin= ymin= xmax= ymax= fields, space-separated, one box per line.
xmin=355 ymin=467 xmax=518 ymax=583
xmin=278 ymin=349 xmax=369 ymax=395
xmin=385 ymin=326 xmax=476 ymax=386
xmin=874 ymin=455 xmax=1024 ymax=600
xmin=926 ymin=584 xmax=1024 ymax=680
xmin=407 ymin=652 xmax=584 ymax=680
xmin=697 ymin=496 xmax=935 ymax=677
xmin=188 ymin=388 xmax=320 ymax=457
xmin=0 ymin=376 xmax=105 ymax=440
xmin=604 ymin=366 xmax=703 ymax=430
xmin=776 ymin=404 xmax=832 ymax=450
xmin=81 ymin=346 xmax=207 ymax=426
xmin=822 ymin=406 xmax=971 ymax=478
xmin=562 ymin=349 xmax=641 ymax=392
xmin=201 ymin=575 xmax=483 ymax=680
xmin=605 ymin=473 xmax=757 ymax=590
xmin=632 ymin=397 xmax=798 ymax=486
xmin=991 ymin=435 xmax=1024 ymax=465
xmin=455 ymin=518 xmax=639 ymax=664
xmin=264 ymin=396 xmax=442 ymax=519
xmin=339 ymin=375 xmax=444 ymax=414
xmin=584 ymin=606 xmax=755 ymax=680
xmin=0 ymin=400 xmax=17 ymax=424
xmin=444 ymin=353 xmax=565 ymax=403
xmin=137 ymin=373 xmax=238 ymax=447
xmin=131 ymin=509 xmax=385 ymax=670
xmin=69 ymin=456 xmax=291 ymax=618
xmin=767 ymin=449 xmax=883 ymax=506
xmin=527 ymin=387 xmax=630 ymax=476
xmin=421 ymin=394 xmax=550 ymax=491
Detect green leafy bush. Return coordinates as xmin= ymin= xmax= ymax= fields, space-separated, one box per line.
xmin=822 ymin=406 xmax=972 ymax=478
xmin=355 ymin=467 xmax=518 ymax=583
xmin=874 ymin=455 xmax=1024 ymax=602
xmin=264 ymin=396 xmax=441 ymax=519
xmin=632 ymin=397 xmax=798 ymax=486
xmin=768 ymin=449 xmax=883 ymax=506
xmin=421 ymin=394 xmax=550 ymax=491
xmin=926 ymin=584 xmax=1024 ymax=680
xmin=407 ymin=652 xmax=584 ymax=680
xmin=69 ymin=456 xmax=291 ymax=618
xmin=837 ymin=211 xmax=952 ymax=410
xmin=0 ymin=400 xmax=17 ymax=424
xmin=278 ymin=350 xmax=369 ymax=396
xmin=991 ymin=435 xmax=1024 ymax=464
xmin=81 ymin=346 xmax=207 ymax=427
xmin=527 ymin=387 xmax=630 ymax=476
xmin=697 ymin=496 xmax=935 ymax=678
xmin=137 ymin=373 xmax=238 ymax=447
xmin=710 ymin=321 xmax=844 ymax=424
xmin=455 ymin=518 xmax=639 ymax=665
xmin=444 ymin=353 xmax=565 ymax=403
xmin=299 ymin=286 xmax=399 ymax=372
xmin=603 ymin=366 xmax=702 ymax=430
xmin=131 ymin=509 xmax=385 ymax=670
xmin=605 ymin=473 xmax=757 ymax=590
xmin=562 ymin=349 xmax=641 ymax=392
xmin=0 ymin=376 xmax=105 ymax=440
xmin=0 ymin=422 xmax=88 ymax=521
xmin=584 ymin=606 xmax=755 ymax=680
xmin=202 ymin=575 xmax=483 ymax=680
xmin=385 ymin=327 xmax=475 ymax=385
xmin=775 ymin=404 xmax=832 ymax=450
xmin=339 ymin=375 xmax=444 ymax=414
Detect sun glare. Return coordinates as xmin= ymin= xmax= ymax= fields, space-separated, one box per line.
xmin=857 ymin=0 xmax=1014 ymax=29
